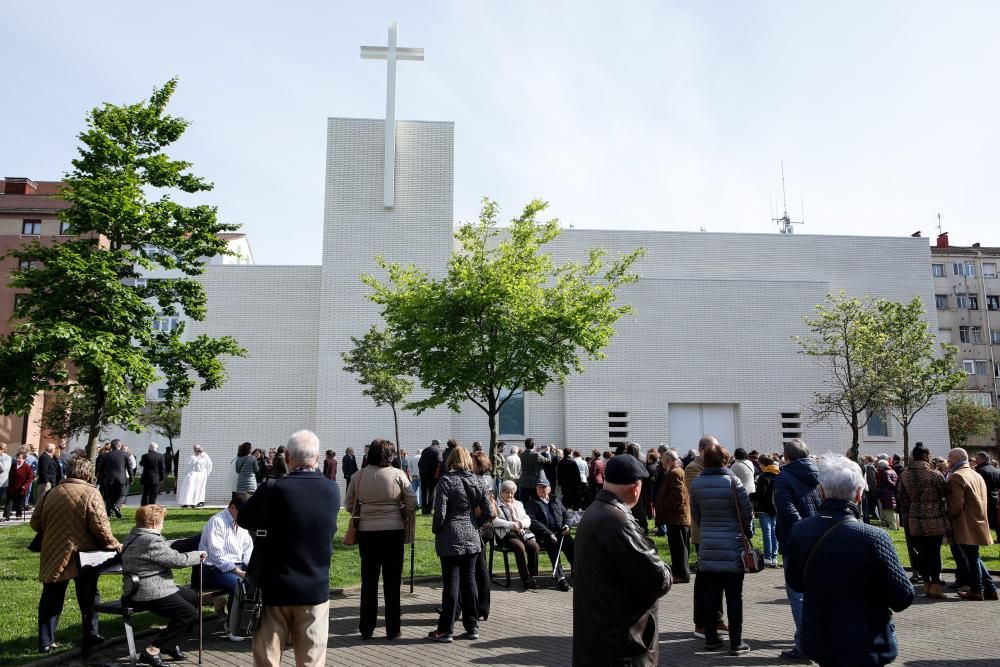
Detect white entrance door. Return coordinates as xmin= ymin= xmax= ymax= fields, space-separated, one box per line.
xmin=668 ymin=403 xmax=738 ymax=451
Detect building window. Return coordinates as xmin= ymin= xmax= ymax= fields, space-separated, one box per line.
xmin=960 ymin=326 xmax=983 ymax=344
xmin=992 ymin=331 xmax=1000 ymax=345
xmin=59 ymin=221 xmax=72 ymax=235
xmin=498 ymin=389 xmax=524 ymax=436
xmin=954 ymin=262 xmax=977 ymax=277
xmin=987 ymin=295 xmax=999 ymax=311
xmin=866 ymin=410 xmax=889 ymax=437
xmin=156 ymin=388 xmax=168 ymax=400
xmin=966 ymin=262 xmax=977 ymax=277
xmin=963 ymin=359 xmax=976 ymax=374
xmin=18 ymin=260 xmax=36 ymax=271
xmin=932 ymin=263 xmax=945 ymax=277
xmin=985 ymin=263 xmax=998 ymax=278
xmin=13 ymin=294 xmax=27 ymax=309
xmin=935 ymin=295 xmax=949 ymax=310
xmin=22 ymin=219 xmax=41 ymax=235
xmin=969 ymin=295 xmax=979 ymax=310
xmin=975 ymin=360 xmax=988 ymax=375
xmin=152 ymin=315 xmax=181 ymax=333
xmin=995 ymin=361 xmax=1000 ymax=379
xmin=956 ymin=294 xmax=970 ymax=309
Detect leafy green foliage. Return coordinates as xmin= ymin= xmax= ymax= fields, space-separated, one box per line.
xmin=0 ymin=79 xmax=245 ymax=459
xmin=38 ymin=388 xmax=108 ymax=443
xmin=879 ymin=298 xmax=965 ymax=461
xmin=342 ymin=326 xmax=413 ymax=446
xmin=362 ymin=197 xmax=644 ymax=448
xmin=798 ymin=292 xmax=964 ymax=461
xmin=139 ymin=400 xmax=183 ymax=448
xmin=947 ymin=395 xmax=1000 ymax=446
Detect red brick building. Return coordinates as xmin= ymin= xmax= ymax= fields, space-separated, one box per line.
xmin=0 ymin=177 xmax=71 ymax=448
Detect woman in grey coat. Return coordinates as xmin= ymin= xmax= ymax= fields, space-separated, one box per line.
xmin=690 ymin=444 xmax=753 ymax=657
xmin=233 ymin=441 xmax=258 ymax=497
xmin=428 ymin=446 xmax=493 ymax=643
xmin=121 ymin=504 xmax=205 ymax=667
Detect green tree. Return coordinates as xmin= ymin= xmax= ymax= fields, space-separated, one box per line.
xmin=139 ymin=401 xmax=183 ymax=451
xmin=363 ymin=197 xmax=644 ymax=450
xmin=947 ymin=394 xmax=1000 ymax=446
xmin=0 ymin=79 xmax=246 ymax=460
xmin=796 ymin=292 xmax=890 ymax=461
xmin=39 ymin=388 xmax=107 ymax=444
xmin=342 ymin=326 xmax=413 ymax=448
xmin=879 ymin=298 xmax=965 ymax=463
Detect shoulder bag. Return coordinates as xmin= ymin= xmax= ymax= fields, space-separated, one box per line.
xmin=343 ymin=469 xmax=363 ymax=546
xmin=730 ymin=476 xmax=764 ymax=573
xmin=232 ymin=479 xmax=273 ymax=637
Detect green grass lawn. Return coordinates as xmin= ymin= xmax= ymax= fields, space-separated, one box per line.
xmin=1 ymin=507 xmax=997 ymax=666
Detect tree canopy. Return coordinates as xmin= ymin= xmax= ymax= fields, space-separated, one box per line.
xmin=0 ymin=79 xmax=245 ymax=459
xmin=361 ymin=197 xmax=644 ymax=449
xmin=342 ymin=326 xmax=413 ymax=448
xmin=947 ymin=395 xmax=1000 ymax=446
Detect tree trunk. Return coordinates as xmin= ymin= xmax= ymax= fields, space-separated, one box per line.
xmin=487 ymin=395 xmax=498 ymax=453
xmin=902 ymin=420 xmax=910 ymax=466
xmin=848 ymin=412 xmax=860 ymax=462
xmin=391 ymin=403 xmax=401 ymax=450
xmin=85 ymin=388 xmax=107 ymax=462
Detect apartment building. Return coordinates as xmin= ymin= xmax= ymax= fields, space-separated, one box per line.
xmin=931 ymin=232 xmax=1000 ymax=449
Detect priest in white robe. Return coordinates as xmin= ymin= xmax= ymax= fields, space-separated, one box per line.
xmin=178 ymin=444 xmax=213 ymax=507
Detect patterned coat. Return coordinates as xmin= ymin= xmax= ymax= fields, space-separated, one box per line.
xmin=896 ymin=461 xmax=948 ymax=537
xmin=120 ymin=527 xmax=202 ymax=601
xmin=432 ymin=471 xmax=492 ymax=556
xmin=30 ymin=478 xmax=120 ymax=583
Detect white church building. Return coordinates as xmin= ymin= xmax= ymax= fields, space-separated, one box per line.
xmin=170 ymin=26 xmax=948 ymax=503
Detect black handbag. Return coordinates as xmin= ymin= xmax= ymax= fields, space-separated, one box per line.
xmin=239 ymin=479 xmax=274 ymax=636
xmin=27 ymin=532 xmax=43 ymax=553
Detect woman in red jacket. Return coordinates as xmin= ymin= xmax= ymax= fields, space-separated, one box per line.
xmin=3 ymin=450 xmax=33 ymax=520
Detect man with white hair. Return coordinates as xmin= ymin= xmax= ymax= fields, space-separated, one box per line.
xmin=946 ymin=447 xmax=997 ymax=601
xmin=784 ymin=454 xmax=913 ymax=666
xmin=139 ymin=442 xmax=167 ymax=506
xmin=238 ymin=430 xmax=339 ymax=667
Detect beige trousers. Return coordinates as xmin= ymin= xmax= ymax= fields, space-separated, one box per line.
xmin=253 ymin=602 xmax=329 ymax=667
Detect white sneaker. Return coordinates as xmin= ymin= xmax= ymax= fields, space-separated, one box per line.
xmin=227 ymin=633 xmax=249 ymax=642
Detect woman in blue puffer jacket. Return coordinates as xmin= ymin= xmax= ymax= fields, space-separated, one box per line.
xmin=690 ymin=443 xmax=754 ymax=657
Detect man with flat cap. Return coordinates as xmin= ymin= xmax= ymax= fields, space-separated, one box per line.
xmin=525 ymin=471 xmax=575 ymax=591
xmin=573 ymin=454 xmax=672 ymax=666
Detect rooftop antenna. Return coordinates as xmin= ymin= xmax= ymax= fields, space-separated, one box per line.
xmin=936 ymin=212 xmax=943 ymax=236
xmin=772 ymin=160 xmax=804 ymax=234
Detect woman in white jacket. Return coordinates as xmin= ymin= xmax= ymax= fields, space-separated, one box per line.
xmin=492 ymin=480 xmax=541 ymax=590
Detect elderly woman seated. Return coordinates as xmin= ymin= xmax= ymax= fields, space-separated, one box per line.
xmin=121 ymin=505 xmax=206 ymax=667
xmin=492 ymin=480 xmax=541 ymax=590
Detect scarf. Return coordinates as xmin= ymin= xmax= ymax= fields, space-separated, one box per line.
xmin=761 ymin=464 xmax=779 ymax=475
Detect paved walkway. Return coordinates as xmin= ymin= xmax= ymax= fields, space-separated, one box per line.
xmin=68 ymin=568 xmax=999 ymax=667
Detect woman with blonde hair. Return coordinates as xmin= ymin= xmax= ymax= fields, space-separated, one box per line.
xmin=428 ymin=446 xmax=493 ymax=642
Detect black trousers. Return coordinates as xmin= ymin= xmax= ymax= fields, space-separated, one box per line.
xmin=541 ymin=533 xmax=574 ymax=580
xmin=358 ymin=529 xmax=404 ymax=638
xmin=438 ymin=553 xmax=478 ymax=634
xmin=132 ymin=587 xmax=198 ymax=650
xmin=4 ymin=493 xmax=26 ymax=519
xmin=104 ymin=481 xmax=125 ymax=516
xmin=38 ymin=570 xmax=101 ymax=649
xmin=421 ymin=478 xmax=437 ymax=514
xmin=699 ymin=571 xmax=744 ymax=646
xmin=666 ymin=524 xmax=690 ymax=580
xmin=141 ymin=483 xmax=160 ymax=506
xmin=902 ymin=524 xmax=919 ymax=575
xmin=692 ymin=567 xmax=723 ymax=627
xmin=910 ymin=535 xmax=943 ymax=583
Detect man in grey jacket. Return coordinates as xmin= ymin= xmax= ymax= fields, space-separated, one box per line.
xmin=518 ymin=438 xmax=550 ymax=502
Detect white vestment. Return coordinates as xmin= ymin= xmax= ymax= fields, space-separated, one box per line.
xmin=178 ymin=453 xmax=213 ymax=505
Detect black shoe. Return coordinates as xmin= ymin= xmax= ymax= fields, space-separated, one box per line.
xmin=704 ymin=640 xmax=724 ymax=651
xmin=161 ymin=645 xmax=186 ymax=660
xmin=909 ymin=574 xmax=923 ymax=583
xmin=556 ymin=578 xmax=571 ymax=592
xmin=386 ymin=632 xmax=400 ymax=640
xmin=730 ymin=641 xmax=751 ymax=655
xmin=139 ymin=651 xmax=166 ymax=667
xmin=523 ymin=576 xmax=538 ymax=590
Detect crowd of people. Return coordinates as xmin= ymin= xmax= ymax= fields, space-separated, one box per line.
xmin=10 ymin=430 xmax=999 ymax=666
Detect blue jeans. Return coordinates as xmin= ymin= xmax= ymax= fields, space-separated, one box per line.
xmin=956 ymin=544 xmax=998 ymax=595
xmin=203 ymin=564 xmax=244 ymax=594
xmin=411 ymin=479 xmax=421 ymax=508
xmin=786 ymin=585 xmax=803 ymax=651
xmin=758 ymin=514 xmax=777 ymax=561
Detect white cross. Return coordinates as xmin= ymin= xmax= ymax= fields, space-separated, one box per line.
xmin=361 ymin=21 xmax=424 ymax=209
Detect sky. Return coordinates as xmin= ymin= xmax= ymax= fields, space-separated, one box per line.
xmin=3 ymin=1 xmax=998 ymax=265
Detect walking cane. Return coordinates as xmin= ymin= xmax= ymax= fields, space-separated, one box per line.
xmin=551 ymin=534 xmax=565 ymax=579
xmin=198 ymin=560 xmax=203 ymax=665
xmin=409 ymin=542 xmax=415 ymax=594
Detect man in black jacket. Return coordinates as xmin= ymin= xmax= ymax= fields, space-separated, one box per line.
xmin=36 ymin=443 xmax=58 ymax=504
xmin=525 ymin=472 xmax=574 ymax=591
xmin=96 ymin=439 xmax=130 ymax=518
xmin=573 ymin=455 xmax=671 ymax=666
xmin=238 ymin=430 xmax=338 ymax=666
xmin=139 ymin=443 xmax=167 ymax=506
xmin=975 ymin=451 xmax=1000 ymax=542
xmin=417 ymin=439 xmax=443 ymax=514
xmin=342 ymin=447 xmax=358 ymax=488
